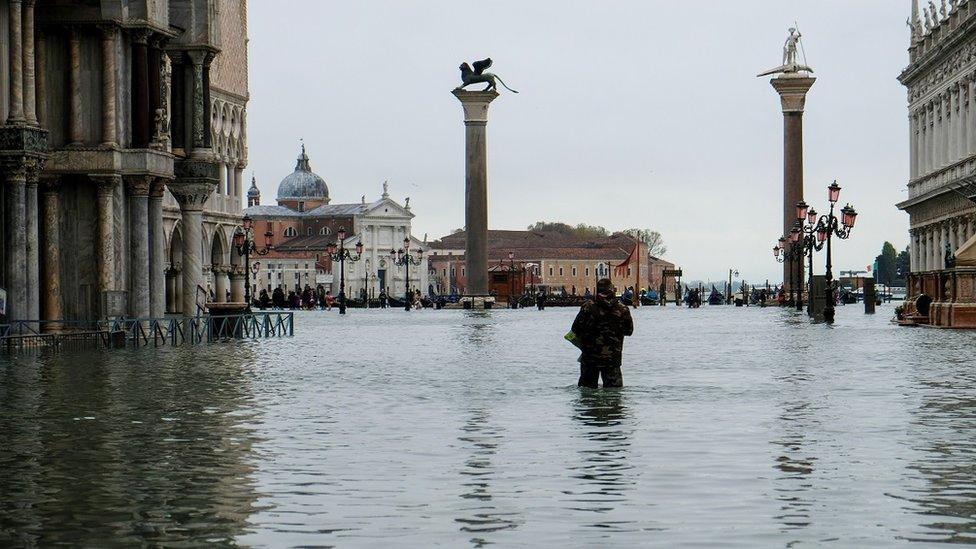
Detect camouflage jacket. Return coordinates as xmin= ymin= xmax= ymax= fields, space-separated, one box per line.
xmin=571 ymin=295 xmax=634 ymax=367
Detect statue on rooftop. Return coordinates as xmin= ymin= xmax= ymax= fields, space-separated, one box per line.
xmin=453 ymin=58 xmax=519 ymax=93
xmin=757 ymin=28 xmax=814 ymax=77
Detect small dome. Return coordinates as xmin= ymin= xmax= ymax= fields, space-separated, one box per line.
xmin=247 ymin=176 xmax=261 ymax=198
xmin=277 ymin=145 xmax=329 ymax=202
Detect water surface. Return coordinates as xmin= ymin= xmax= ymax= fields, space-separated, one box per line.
xmin=1 ymin=304 xmax=974 ymax=547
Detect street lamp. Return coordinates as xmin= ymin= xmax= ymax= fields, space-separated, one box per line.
xmin=233 ymin=214 xmax=273 ymax=310
xmin=508 ymin=251 xmax=517 ymax=309
xmin=327 ymin=227 xmax=364 ymax=315
xmin=727 ymin=268 xmax=739 ymax=304
xmin=391 ymin=236 xmax=423 ymax=312
xmin=811 ymin=180 xmax=858 ymax=323
xmin=773 ymin=227 xmax=803 ymax=308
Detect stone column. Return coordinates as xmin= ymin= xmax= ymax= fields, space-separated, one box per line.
xmin=131 ymin=30 xmax=151 ymax=148
xmin=4 ymin=164 xmax=27 ymax=320
xmin=229 ymin=266 xmax=245 ymax=303
xmin=68 ymin=28 xmax=83 ymax=145
xmin=35 ymin=30 xmax=46 ymax=128
xmin=927 ymin=103 xmax=934 ymax=173
xmin=6 ymin=0 xmax=24 ymax=124
xmin=234 ymin=164 xmax=244 ymax=198
xmin=961 ymin=85 xmax=969 ymax=160
xmin=100 ymin=26 xmax=118 ymax=147
xmin=93 ymin=176 xmax=120 ymax=307
xmin=769 ymin=73 xmax=815 ymax=290
xmin=126 ymin=176 xmax=151 ymax=318
xmin=149 ymin=179 xmax=166 ymax=318
xmin=909 ymin=230 xmax=917 ymax=272
xmin=40 ymin=176 xmax=62 ymax=330
xmin=969 ymin=76 xmax=976 ymax=156
xmin=187 ymin=51 xmax=209 ymax=157
xmin=214 ymin=266 xmax=228 ymax=303
xmin=217 ymin=162 xmax=226 ymax=196
xmin=169 ymin=183 xmax=214 ymax=316
xmin=165 ymin=267 xmax=178 ymax=313
xmin=909 ymin=112 xmax=917 ymax=179
xmin=25 ymin=169 xmax=39 ymax=322
xmin=23 ymin=0 xmax=37 ymax=126
xmin=452 ymin=89 xmax=499 ymax=299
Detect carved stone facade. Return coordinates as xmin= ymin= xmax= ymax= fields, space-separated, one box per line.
xmin=899 ymin=0 xmax=976 ymax=274
xmin=0 ymin=1 xmax=249 ymax=323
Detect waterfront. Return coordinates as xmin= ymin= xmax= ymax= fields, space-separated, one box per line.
xmin=1 ymin=305 xmax=975 ymax=547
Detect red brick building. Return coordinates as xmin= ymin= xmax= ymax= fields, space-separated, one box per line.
xmin=427 ymin=230 xmax=675 ymax=300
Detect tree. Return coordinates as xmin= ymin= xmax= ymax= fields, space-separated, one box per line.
xmin=622 ymin=228 xmax=667 ymax=257
xmin=895 ymin=246 xmax=910 ymax=286
xmin=526 ymin=221 xmax=608 ymax=240
xmin=874 ymin=241 xmax=898 ymax=286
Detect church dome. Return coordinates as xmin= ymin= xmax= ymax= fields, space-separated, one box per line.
xmin=276 ymin=145 xmax=329 ymax=203
xmin=247 ymin=176 xmax=261 ymax=199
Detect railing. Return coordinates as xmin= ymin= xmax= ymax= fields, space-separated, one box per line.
xmin=0 ymin=312 xmax=294 ymax=352
xmin=196 ymin=285 xmax=209 ymax=317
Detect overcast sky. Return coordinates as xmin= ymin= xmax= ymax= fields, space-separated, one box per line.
xmin=247 ymin=0 xmax=911 ymax=283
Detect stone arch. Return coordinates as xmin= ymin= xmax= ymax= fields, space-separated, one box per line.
xmin=211 ymin=226 xmax=228 ymax=267
xmin=169 ymin=223 xmax=184 ymax=266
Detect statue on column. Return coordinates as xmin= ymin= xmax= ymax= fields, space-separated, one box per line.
xmin=453 ymin=58 xmax=519 ymax=93
xmin=945 ymin=242 xmax=957 ymax=268
xmin=758 ymin=28 xmax=814 ymax=77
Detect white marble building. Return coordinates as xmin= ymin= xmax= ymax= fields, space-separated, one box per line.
xmin=899 ymin=0 xmax=976 ymax=272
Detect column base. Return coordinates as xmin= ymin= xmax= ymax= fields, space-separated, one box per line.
xmin=460 ymin=296 xmax=495 ymax=310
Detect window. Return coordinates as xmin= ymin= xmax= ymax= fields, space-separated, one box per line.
xmin=443 ymin=269 xmax=447 ymax=277
xmin=549 ymin=267 xmax=554 ymax=276
xmin=298 ymin=201 xmax=305 ymax=212
xmin=320 ymin=227 xmax=331 ymax=236
xmin=572 ymin=266 xmax=577 ymax=276
xmin=559 ymin=267 xmax=564 ymax=276
xmin=307 ymin=227 xmax=312 ymax=236
xmin=283 ymin=227 xmax=297 ymax=237
xmin=462 ymin=268 xmax=465 ymax=276
xmin=585 ymin=267 xmax=589 ymax=276
xmin=627 ymin=267 xmax=632 ymax=277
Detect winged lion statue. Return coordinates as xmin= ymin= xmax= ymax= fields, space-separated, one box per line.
xmin=453 ymin=58 xmax=518 ymax=93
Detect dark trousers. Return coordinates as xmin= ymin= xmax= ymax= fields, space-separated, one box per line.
xmin=578 ymin=364 xmax=623 ymax=388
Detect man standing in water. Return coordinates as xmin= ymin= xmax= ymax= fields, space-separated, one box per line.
xmin=571 ymin=278 xmax=634 ymax=388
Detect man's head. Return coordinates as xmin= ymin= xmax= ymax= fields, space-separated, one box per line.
xmin=596 ymin=278 xmax=615 ymax=298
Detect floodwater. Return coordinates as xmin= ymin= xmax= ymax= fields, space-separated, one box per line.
xmin=1 ymin=304 xmax=975 ymax=547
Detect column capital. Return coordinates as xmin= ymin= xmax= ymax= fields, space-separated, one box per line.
xmin=39 ymin=174 xmax=60 ymax=192
xmin=769 ymin=75 xmax=816 ymax=113
xmin=452 ymin=89 xmax=499 ymax=123
xmin=124 ymin=175 xmax=152 ymax=197
xmin=168 ymin=181 xmax=215 ymax=211
xmin=130 ymin=28 xmax=152 ymax=45
xmin=98 ymin=23 xmax=119 ymax=39
xmin=149 ymin=178 xmax=168 ymax=198
xmin=90 ymin=174 xmax=122 ymax=195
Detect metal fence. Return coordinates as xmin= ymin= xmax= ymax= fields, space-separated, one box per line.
xmin=0 ymin=312 xmax=294 ymax=353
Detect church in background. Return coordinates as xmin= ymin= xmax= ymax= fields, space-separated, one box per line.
xmin=243 ymin=146 xmax=428 ymax=299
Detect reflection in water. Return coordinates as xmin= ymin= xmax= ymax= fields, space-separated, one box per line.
xmin=0 ymin=348 xmax=263 ymax=546
xmin=903 ymin=366 xmax=976 ymax=543
xmin=771 ymin=401 xmax=817 ymax=531
xmin=568 ymin=389 xmax=635 ymax=530
xmin=455 ymin=409 xmax=520 ymax=546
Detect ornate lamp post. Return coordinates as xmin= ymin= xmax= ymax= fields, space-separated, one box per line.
xmin=796 ymin=202 xmax=825 ymax=315
xmin=233 ymin=215 xmax=273 ymax=310
xmin=773 ymin=224 xmax=804 ymax=309
xmin=813 ymin=181 xmax=858 ymax=323
xmin=391 ymin=236 xmax=423 ymax=312
xmin=726 ymin=268 xmax=739 ymax=304
xmin=327 ymin=227 xmax=364 ymax=315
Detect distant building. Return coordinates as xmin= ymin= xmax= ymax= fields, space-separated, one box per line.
xmin=427 ymin=230 xmax=674 ymax=299
xmin=243 ymin=147 xmax=427 ymax=297
xmin=899 ymin=1 xmax=976 ymax=273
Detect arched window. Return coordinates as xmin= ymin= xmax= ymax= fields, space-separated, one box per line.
xmin=283 ymin=227 xmax=297 ymax=237
xmin=319 ymin=227 xmax=331 ymax=236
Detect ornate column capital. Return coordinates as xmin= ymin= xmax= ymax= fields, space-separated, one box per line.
xmin=124 ymin=175 xmax=152 ymax=197
xmin=769 ymin=75 xmax=816 ymax=113
xmin=149 ymin=178 xmax=168 ymax=198
xmin=90 ymin=174 xmax=122 ymax=195
xmin=168 ymin=181 xmax=215 ymax=211
xmin=130 ymin=28 xmax=152 ymax=45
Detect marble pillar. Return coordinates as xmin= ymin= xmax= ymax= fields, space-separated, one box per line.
xmin=149 ymin=180 xmax=166 ymax=318
xmin=4 ymin=166 xmax=27 ymax=321
xmin=187 ymin=51 xmax=208 ymax=156
xmin=769 ymin=73 xmax=815 ymax=290
xmin=25 ymin=172 xmax=38 ymax=322
xmin=169 ymin=183 xmax=214 ymax=316
xmin=23 ymin=0 xmax=36 ymax=126
xmin=452 ymin=89 xmax=499 ymax=298
xmin=68 ymin=28 xmax=83 ymax=145
xmin=909 ymin=113 xmax=917 ymax=179
xmin=229 ymin=267 xmax=245 ymax=303
xmin=35 ymin=30 xmax=45 ymax=128
xmin=6 ymin=0 xmax=24 ymax=124
xmin=126 ymin=177 xmax=151 ymax=318
xmin=234 ymin=165 xmax=244 ymax=198
xmin=217 ymin=162 xmax=226 ymax=196
xmin=165 ymin=267 xmax=178 ymax=313
xmin=101 ymin=26 xmax=117 ymax=147
xmin=94 ymin=176 xmax=119 ymax=304
xmin=132 ymin=30 xmax=151 ymax=148
xmin=214 ymin=267 xmax=228 ymax=303
xmin=40 ymin=177 xmax=62 ymax=330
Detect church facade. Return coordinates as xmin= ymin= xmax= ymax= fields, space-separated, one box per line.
xmin=899 ymin=0 xmax=976 ymax=273
xmin=243 ymin=147 xmax=428 ymax=300
xmin=0 ymin=0 xmax=249 ymax=322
